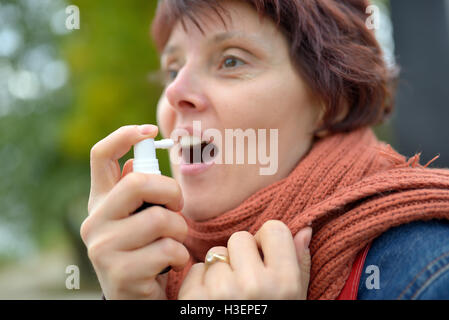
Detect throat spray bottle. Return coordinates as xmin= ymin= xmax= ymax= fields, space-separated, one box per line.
xmin=132 ymin=137 xmax=174 ymax=274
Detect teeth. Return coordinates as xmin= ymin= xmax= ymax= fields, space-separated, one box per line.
xmin=180 ymin=136 xmax=206 ymax=148
xmin=180 ymin=136 xmax=202 ymax=148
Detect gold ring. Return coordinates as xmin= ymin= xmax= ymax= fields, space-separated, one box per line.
xmin=205 ymin=252 xmax=230 ymax=266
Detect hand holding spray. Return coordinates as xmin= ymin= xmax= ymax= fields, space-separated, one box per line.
xmin=132 ymin=137 xmax=174 ymax=274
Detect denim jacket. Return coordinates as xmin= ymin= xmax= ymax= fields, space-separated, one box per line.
xmin=357 ymin=219 xmax=449 ymax=299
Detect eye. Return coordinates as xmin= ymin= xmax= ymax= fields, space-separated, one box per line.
xmin=164 ymin=69 xmax=178 ymax=83
xmin=221 ymin=56 xmax=246 ymax=69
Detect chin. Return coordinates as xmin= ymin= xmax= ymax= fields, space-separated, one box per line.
xmin=181 ymin=200 xmax=222 ymax=222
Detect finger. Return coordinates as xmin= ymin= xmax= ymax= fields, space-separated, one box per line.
xmin=99 ymin=172 xmax=183 ymax=220
xmin=203 ymin=246 xmax=236 ymax=299
xmin=293 ymin=227 xmax=312 ymax=292
xmin=89 ymin=124 xmax=158 ymax=212
xmin=254 ymin=220 xmax=298 ymax=273
xmin=179 ymin=263 xmax=208 ymax=300
xmin=127 ymin=237 xmax=190 ymax=278
xmin=155 ymin=271 xmax=168 ymax=291
xmin=107 ymin=206 xmax=188 ymax=251
xmin=227 ymin=231 xmax=264 ymax=276
xmin=121 ymin=159 xmax=134 ymax=179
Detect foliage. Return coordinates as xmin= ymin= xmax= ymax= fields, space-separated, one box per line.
xmin=0 ymin=0 xmax=164 ymax=265
xmin=60 ymin=0 xmax=163 ymax=163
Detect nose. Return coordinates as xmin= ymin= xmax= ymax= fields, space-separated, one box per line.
xmin=164 ymin=65 xmax=209 ymax=113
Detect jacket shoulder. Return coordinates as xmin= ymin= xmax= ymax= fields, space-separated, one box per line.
xmin=357 ymin=219 xmax=449 ymax=300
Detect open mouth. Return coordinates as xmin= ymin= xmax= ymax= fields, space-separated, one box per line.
xmin=179 ymin=136 xmax=218 ymax=164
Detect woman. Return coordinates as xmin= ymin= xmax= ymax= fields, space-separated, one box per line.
xmin=81 ymin=0 xmax=449 ymax=300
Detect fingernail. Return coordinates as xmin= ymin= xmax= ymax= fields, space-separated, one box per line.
xmin=139 ymin=124 xmax=157 ymax=135
xmin=179 ymin=196 xmax=184 ymax=210
xmin=303 ymin=227 xmax=312 ymax=249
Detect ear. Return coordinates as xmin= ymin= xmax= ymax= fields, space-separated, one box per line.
xmin=313 ymin=101 xmax=328 ymax=138
xmin=314 ymin=101 xmax=350 ymax=138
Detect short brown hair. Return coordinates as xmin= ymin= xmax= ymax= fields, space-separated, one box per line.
xmin=151 ymin=0 xmax=397 ymax=135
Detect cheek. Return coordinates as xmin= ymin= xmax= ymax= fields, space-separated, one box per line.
xmin=157 ymin=97 xmax=176 ymax=138
xmin=216 ymin=75 xmax=310 ymax=129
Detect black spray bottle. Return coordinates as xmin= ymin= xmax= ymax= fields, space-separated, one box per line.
xmin=132 ymin=137 xmax=174 ymax=274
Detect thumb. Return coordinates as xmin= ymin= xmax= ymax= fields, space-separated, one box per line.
xmin=293 ymin=227 xmax=312 ymax=298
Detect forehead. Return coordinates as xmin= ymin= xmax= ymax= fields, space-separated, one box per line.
xmin=163 ymin=0 xmax=279 ymax=52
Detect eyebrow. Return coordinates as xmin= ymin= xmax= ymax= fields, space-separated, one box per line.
xmin=211 ymin=31 xmax=249 ymax=44
xmin=161 ymin=31 xmax=268 ymax=60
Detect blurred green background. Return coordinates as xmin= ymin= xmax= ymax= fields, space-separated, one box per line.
xmin=2 ymin=0 xmax=448 ymax=299
xmin=0 ymin=0 xmax=171 ymax=299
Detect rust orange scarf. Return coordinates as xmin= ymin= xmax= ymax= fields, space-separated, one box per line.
xmin=166 ymin=127 xmax=449 ymax=299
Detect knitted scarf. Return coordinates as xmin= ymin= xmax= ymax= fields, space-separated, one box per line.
xmin=165 ymin=126 xmax=449 ymax=300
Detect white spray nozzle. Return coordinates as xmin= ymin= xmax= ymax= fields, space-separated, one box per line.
xmin=154 ymin=139 xmax=174 ymax=149
xmin=133 ymin=138 xmax=174 ymax=175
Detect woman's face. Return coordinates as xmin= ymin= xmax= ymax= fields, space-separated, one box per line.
xmin=157 ymin=0 xmax=322 ymax=221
